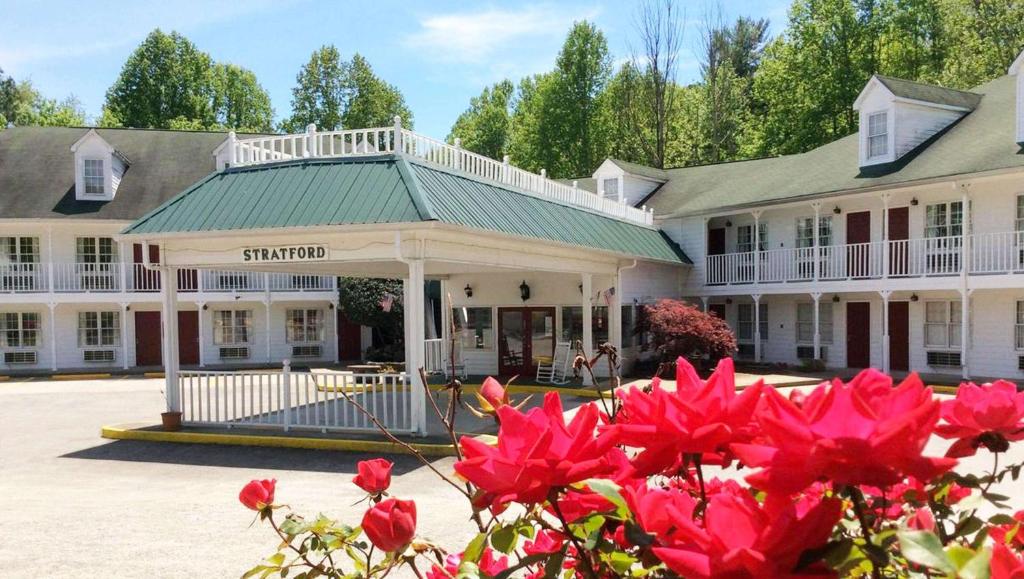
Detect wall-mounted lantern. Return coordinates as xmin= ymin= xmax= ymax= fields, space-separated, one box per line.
xmin=578 ymin=283 xmax=584 ymax=294
xmin=725 ymin=220 xmax=733 ymax=228
xmin=464 ymin=284 xmax=473 ymax=298
xmin=910 ymin=197 xmax=919 ymax=206
xmin=910 ymin=293 xmax=919 ymax=302
xmin=832 ymin=295 xmax=840 ymax=303
xmin=833 ymin=206 xmax=842 ymax=215
xmin=725 ymin=298 xmax=733 ymax=305
xmin=519 ymin=280 xmax=531 ymax=302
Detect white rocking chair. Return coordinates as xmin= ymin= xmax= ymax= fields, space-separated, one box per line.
xmin=536 ymin=341 xmax=572 ymax=385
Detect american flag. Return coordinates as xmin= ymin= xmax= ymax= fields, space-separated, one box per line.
xmin=380 ymin=293 xmax=395 ymax=312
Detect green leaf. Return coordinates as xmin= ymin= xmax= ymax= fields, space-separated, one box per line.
xmin=463 ymin=532 xmax=488 ymax=563
xmin=606 ymin=551 xmax=637 ymax=575
xmin=947 ymin=544 xmax=976 ymax=569
xmin=490 ymin=525 xmax=519 ymax=554
xmin=958 ymin=547 xmax=992 ymax=579
xmin=898 ymin=530 xmax=955 ymax=574
xmin=581 ymin=478 xmax=628 ymax=511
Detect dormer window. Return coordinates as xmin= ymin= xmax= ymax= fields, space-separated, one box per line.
xmin=867 ymin=112 xmax=888 ymax=158
xmin=602 ymin=177 xmax=620 ymax=201
xmin=83 ymin=159 xmax=105 ymax=195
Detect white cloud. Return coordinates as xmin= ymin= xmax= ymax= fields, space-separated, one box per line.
xmin=405 ymin=4 xmax=601 ymax=66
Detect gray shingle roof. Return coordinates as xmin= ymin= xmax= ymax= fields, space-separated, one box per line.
xmin=875 ymin=75 xmax=982 ymax=110
xmin=647 ymin=74 xmax=1023 ymax=217
xmin=0 ymin=126 xmax=250 ymax=221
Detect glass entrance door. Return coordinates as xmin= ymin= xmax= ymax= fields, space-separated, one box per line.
xmin=498 ymin=307 xmax=555 ymax=377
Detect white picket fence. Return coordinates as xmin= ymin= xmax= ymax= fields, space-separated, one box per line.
xmin=178 ymin=364 xmax=414 ymax=434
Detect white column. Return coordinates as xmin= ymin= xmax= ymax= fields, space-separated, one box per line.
xmin=405 ymin=260 xmax=427 ymax=435
xmin=581 ymin=273 xmax=594 ymax=386
xmin=811 ymin=292 xmax=822 ymax=362
xmin=881 ymin=194 xmax=890 ymax=279
xmin=812 ymin=203 xmax=821 ymax=282
xmin=700 ymin=296 xmax=709 ymax=312
xmin=753 ymin=294 xmax=762 ymax=363
xmin=331 ymin=301 xmax=340 ymax=364
xmin=161 ymin=267 xmax=180 ymax=412
xmin=196 ymin=303 xmax=206 ymax=368
xmin=264 ymin=300 xmax=272 ymax=362
xmin=120 ymin=302 xmax=129 ymax=370
xmin=610 ymin=274 xmax=623 ymax=354
xmin=752 ymin=211 xmax=762 ymax=284
xmin=960 ymin=185 xmax=971 ymax=379
xmin=118 ymin=241 xmax=128 ymax=292
xmin=880 ymin=291 xmax=891 ymax=374
xmin=48 ymin=302 xmax=57 ymax=372
xmin=46 ymin=226 xmax=54 ymax=293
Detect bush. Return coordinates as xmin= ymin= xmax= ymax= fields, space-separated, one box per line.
xmin=642 ymin=299 xmax=736 ymax=364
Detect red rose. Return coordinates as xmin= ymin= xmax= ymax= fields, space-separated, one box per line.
xmin=478 ymin=376 xmax=508 ymax=411
xmin=361 ymin=497 xmax=416 ymax=552
xmin=605 ymin=357 xmax=763 ymax=475
xmin=426 ymin=547 xmax=508 ymax=579
xmin=990 ymin=510 xmax=1024 ymax=550
xmin=907 ymin=506 xmax=936 ymax=531
xmin=935 ymin=380 xmax=1024 ymax=457
xmin=991 ymin=543 xmax=1024 ymax=579
xmin=352 ymin=458 xmax=392 ymax=496
xmin=732 ymin=371 xmax=956 ymax=494
xmin=454 ymin=392 xmax=619 ymax=505
xmin=523 ymin=529 xmax=564 ymax=555
xmin=239 ymin=479 xmax=276 ymax=511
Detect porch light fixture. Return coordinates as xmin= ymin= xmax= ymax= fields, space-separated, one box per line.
xmin=202 ymin=304 xmax=208 ymax=310
xmin=725 ymin=298 xmax=733 ymax=305
xmin=725 ymin=220 xmax=733 ymax=227
xmin=911 ymin=197 xmax=919 ymax=206
xmin=464 ymin=284 xmax=473 ymax=298
xmin=833 ymin=206 xmax=842 ymax=214
xmin=910 ymin=293 xmax=919 ymax=302
xmin=832 ymin=295 xmax=840 ymax=303
xmin=578 ymin=283 xmax=584 ymax=294
xmin=519 ymin=280 xmax=531 ymax=302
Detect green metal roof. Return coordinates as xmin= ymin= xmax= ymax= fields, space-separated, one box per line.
xmin=123 ymin=155 xmax=689 ymax=265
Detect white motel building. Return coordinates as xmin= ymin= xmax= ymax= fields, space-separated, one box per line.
xmin=3 ymin=52 xmax=1024 ymax=434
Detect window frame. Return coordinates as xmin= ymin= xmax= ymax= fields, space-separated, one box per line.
xmin=560 ymin=306 xmax=609 ymax=349
xmin=795 ymin=216 xmax=833 ymax=248
xmin=796 ymin=302 xmax=833 ymax=344
xmin=285 ymin=308 xmax=324 ymax=344
xmin=77 ymin=311 xmax=120 ymax=348
xmin=0 ymin=237 xmax=40 ymax=265
xmin=866 ymin=111 xmax=888 ymax=159
xmin=83 ymin=158 xmax=106 ymax=196
xmin=452 ymin=307 xmax=494 ymax=351
xmin=924 ymin=201 xmax=964 ymax=239
xmin=0 ymin=312 xmax=40 ymax=348
xmin=736 ymin=303 xmax=768 ymax=343
xmin=601 ymin=177 xmax=620 ymax=201
xmin=923 ymin=300 xmax=962 ymax=350
xmin=213 ymin=309 xmax=253 ymax=346
xmin=75 ymin=236 xmax=117 ymax=264
xmin=1015 ymin=300 xmax=1024 ymax=351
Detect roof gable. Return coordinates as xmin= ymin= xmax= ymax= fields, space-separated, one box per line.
xmin=854 ymin=75 xmax=981 ymax=111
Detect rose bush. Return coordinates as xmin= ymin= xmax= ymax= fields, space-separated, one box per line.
xmin=241 ymin=355 xmax=1024 ymax=578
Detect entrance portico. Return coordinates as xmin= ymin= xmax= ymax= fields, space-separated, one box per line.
xmin=120 ymin=128 xmax=688 ymax=435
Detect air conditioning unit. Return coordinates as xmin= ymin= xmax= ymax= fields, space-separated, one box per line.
xmin=291 ymin=345 xmax=321 ymax=358
xmin=83 ymin=349 xmax=115 ymax=363
xmin=4 ymin=351 xmax=37 ymax=364
xmin=796 ymin=346 xmax=828 ymax=361
xmin=1018 ymin=356 xmax=1024 ymax=371
xmin=736 ymin=344 xmax=755 ymax=359
xmin=219 ymin=347 xmax=250 ymax=360
xmin=927 ymin=351 xmax=961 ymax=368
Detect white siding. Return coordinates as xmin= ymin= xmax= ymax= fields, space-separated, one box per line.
xmin=894 ymin=102 xmax=964 ymax=158
xmin=1017 ymin=72 xmax=1024 ymax=145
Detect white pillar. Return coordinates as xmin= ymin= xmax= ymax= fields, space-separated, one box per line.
xmin=752 ymin=211 xmax=762 ymax=284
xmin=196 ymin=302 xmax=206 ymax=368
xmin=811 ymin=292 xmax=822 ymax=362
xmin=46 ymin=226 xmax=54 ymax=293
xmin=161 ymin=267 xmax=180 ymax=412
xmin=264 ymin=300 xmax=272 ymax=362
xmin=48 ymin=302 xmax=57 ymax=372
xmin=120 ymin=302 xmax=129 ymax=370
xmin=581 ymin=273 xmax=595 ymax=386
xmin=331 ymin=301 xmax=340 ymax=364
xmin=960 ymin=185 xmax=971 ymax=379
xmin=405 ymin=260 xmax=427 ymax=435
xmin=812 ymin=203 xmax=821 ymax=282
xmin=610 ymin=274 xmax=623 ymax=354
xmin=881 ymin=194 xmax=890 ymax=279
xmin=700 ymin=296 xmax=709 ymax=312
xmin=880 ymin=291 xmax=891 ymax=374
xmin=753 ymin=294 xmax=762 ymax=363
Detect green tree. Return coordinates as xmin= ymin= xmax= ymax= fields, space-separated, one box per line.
xmin=211 ymin=63 xmax=274 ymax=132
xmin=341 ymin=54 xmax=413 ymax=129
xmin=0 ymin=67 xmax=17 ymax=127
xmin=337 ymin=278 xmax=404 ymax=360
xmin=934 ymin=0 xmax=1024 ymax=89
xmin=284 ymin=45 xmax=348 ymax=131
xmin=0 ymin=77 xmax=85 ymax=128
xmin=507 ymin=73 xmax=563 ymax=174
xmin=446 ymin=79 xmax=514 ymax=159
xmin=103 ymin=29 xmax=215 ymax=129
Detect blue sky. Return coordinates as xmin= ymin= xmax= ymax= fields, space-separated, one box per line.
xmin=0 ymin=1 xmax=790 ymax=138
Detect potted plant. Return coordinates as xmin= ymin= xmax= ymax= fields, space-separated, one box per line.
xmin=160 ymin=388 xmax=182 ymax=431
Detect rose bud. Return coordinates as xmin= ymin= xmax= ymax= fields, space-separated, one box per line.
xmin=362 ymin=497 xmax=417 ymax=552
xmin=353 ymin=458 xmax=393 ymax=496
xmin=239 ymin=479 xmax=276 ymax=511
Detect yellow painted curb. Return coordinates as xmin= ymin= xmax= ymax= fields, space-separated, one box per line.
xmin=100 ymin=424 xmax=458 ymax=457
xmin=0 ymin=376 xmax=8 ymax=382
xmin=931 ymin=385 xmax=960 ymax=395
xmin=52 ymin=373 xmax=111 ymax=381
xmin=143 ymin=372 xmax=165 ymax=379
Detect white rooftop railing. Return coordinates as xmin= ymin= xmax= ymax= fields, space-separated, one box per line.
xmin=228 ymin=117 xmax=655 ymax=226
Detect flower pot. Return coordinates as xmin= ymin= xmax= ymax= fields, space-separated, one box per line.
xmin=161 ymin=411 xmax=182 ymax=431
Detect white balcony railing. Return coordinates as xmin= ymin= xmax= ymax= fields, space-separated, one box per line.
xmin=228 ymin=122 xmax=655 ymax=226
xmin=0 ymin=263 xmax=336 ymax=294
xmin=705 ymin=234 xmax=982 ymax=285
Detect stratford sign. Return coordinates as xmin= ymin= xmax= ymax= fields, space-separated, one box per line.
xmin=242 ymin=244 xmax=328 ymax=263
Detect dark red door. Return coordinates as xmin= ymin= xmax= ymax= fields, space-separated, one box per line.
xmin=134 ymin=311 xmax=163 ymax=366
xmin=888 ymin=301 xmax=909 ymax=372
xmin=708 ymin=228 xmax=726 ymax=255
xmin=888 ymin=207 xmax=909 ymax=276
xmin=177 ymin=311 xmax=200 ymax=366
xmin=498 ymin=307 xmax=555 ymax=377
xmin=708 ymin=228 xmax=727 ymax=284
xmin=132 ymin=244 xmax=161 ymax=291
xmin=846 ymin=302 xmax=871 ymax=368
xmin=337 ymin=310 xmax=362 ymax=361
xmin=847 ymin=211 xmax=872 ymax=277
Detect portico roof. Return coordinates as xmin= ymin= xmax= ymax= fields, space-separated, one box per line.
xmin=122 ymin=154 xmax=690 ymax=265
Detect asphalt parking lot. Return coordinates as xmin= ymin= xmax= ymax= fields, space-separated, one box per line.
xmin=0 ymin=377 xmax=476 ymax=578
